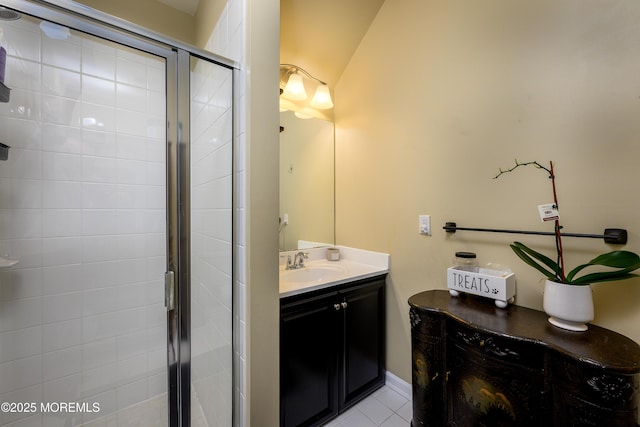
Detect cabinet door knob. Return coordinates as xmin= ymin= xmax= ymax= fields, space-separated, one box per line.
xmin=341 ymin=301 xmax=348 ymax=309
xmin=334 ymin=303 xmax=341 ymax=311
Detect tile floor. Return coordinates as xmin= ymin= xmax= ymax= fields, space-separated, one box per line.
xmin=323 ymin=385 xmax=412 ymax=427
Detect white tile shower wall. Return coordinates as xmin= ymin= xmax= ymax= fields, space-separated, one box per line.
xmin=189 ymin=57 xmax=234 ymax=427
xmin=0 ymin=18 xmax=167 ymax=426
xmin=206 ymin=0 xmax=247 ymax=426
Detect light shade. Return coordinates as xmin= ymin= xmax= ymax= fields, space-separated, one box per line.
xmin=309 ymin=84 xmax=334 ymax=109
xmin=282 ymin=73 xmax=307 ymax=101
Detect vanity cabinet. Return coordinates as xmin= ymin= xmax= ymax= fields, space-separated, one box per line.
xmin=280 ymin=275 xmax=386 ymax=427
xmin=409 ymin=290 xmax=640 ymax=427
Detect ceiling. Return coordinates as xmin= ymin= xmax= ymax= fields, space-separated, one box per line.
xmin=280 ymin=0 xmax=386 ymax=88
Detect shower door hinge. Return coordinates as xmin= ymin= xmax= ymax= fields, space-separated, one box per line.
xmin=165 ymin=271 xmax=176 ymax=311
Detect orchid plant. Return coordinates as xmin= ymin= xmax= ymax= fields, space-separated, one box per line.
xmin=495 ymin=160 xmax=640 ymax=285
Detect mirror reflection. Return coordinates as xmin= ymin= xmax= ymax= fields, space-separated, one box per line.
xmin=279 ymin=110 xmax=335 ymax=251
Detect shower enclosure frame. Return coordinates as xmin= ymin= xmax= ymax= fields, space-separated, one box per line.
xmin=0 ymin=1 xmax=237 ymax=426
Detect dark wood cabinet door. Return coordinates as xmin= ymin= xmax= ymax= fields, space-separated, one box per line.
xmin=280 ymin=292 xmax=340 ymax=427
xmin=551 ymin=386 xmax=638 ymax=427
xmin=446 ymin=341 xmax=545 ymax=427
xmin=410 ymin=309 xmax=444 ymax=427
xmin=550 ymin=359 xmax=640 ymax=427
xmin=445 ymin=323 xmax=546 ymax=427
xmin=340 ymin=279 xmax=386 ymax=408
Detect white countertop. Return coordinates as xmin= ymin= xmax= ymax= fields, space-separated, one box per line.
xmin=279 ymin=246 xmax=390 ymax=298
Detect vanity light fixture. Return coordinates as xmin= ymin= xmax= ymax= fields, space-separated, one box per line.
xmin=280 ymin=64 xmax=334 ymax=110
xmin=282 ymin=73 xmax=307 ymax=100
xmin=310 ymin=83 xmax=334 ymax=109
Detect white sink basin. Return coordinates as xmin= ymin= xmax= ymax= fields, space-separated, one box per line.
xmin=280 ymin=263 xmax=347 ymax=284
xmin=279 ymin=248 xmax=389 ymax=298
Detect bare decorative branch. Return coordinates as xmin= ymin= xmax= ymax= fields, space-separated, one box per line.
xmin=494 ymin=159 xmax=552 ymax=180
xmin=494 ymin=159 xmax=565 ymax=281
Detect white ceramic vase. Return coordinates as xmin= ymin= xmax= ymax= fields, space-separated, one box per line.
xmin=542 ymin=280 xmax=594 ymax=332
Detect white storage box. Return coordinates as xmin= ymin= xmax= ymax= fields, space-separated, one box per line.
xmin=447 ymin=267 xmax=516 ymax=308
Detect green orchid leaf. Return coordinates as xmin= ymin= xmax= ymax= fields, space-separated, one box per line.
xmin=511 ymin=241 xmax=640 ymax=285
xmin=510 ymin=243 xmax=558 ymax=281
xmin=587 ymin=251 xmax=640 ymax=268
xmin=511 ymin=242 xmax=562 ymax=279
xmin=572 ymin=272 xmax=639 ymax=285
xmin=570 ymin=261 xmax=640 ymax=284
xmin=567 ymin=252 xmax=640 ymax=283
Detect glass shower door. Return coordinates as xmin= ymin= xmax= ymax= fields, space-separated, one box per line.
xmin=0 ymin=11 xmax=169 ymax=426
xmin=187 ymin=54 xmax=234 ymax=427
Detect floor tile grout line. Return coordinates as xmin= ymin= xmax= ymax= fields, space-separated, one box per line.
xmin=328 ymin=385 xmax=413 ymax=427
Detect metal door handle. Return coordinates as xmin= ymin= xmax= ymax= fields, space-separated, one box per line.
xmin=165 ymin=271 xmax=175 ymax=311
xmin=334 ymin=303 xmax=341 ymax=311
xmin=341 ymin=301 xmax=348 ymax=309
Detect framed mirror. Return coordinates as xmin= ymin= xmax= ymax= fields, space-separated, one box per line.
xmin=279 ymin=110 xmax=335 ymax=251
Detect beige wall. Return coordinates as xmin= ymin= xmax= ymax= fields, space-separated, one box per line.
xmin=74 ymin=0 xmax=196 ymax=45
xmin=194 ymin=0 xmax=226 ymax=48
xmin=335 ymin=0 xmax=640 ymax=382
xmin=245 ymin=0 xmax=281 ymax=423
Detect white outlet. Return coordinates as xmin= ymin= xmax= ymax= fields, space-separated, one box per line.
xmin=419 ymin=215 xmax=431 ymax=235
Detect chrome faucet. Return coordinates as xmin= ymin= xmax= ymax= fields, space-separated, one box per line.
xmin=293 ymin=252 xmax=309 ymax=268
xmin=293 ymin=251 xmax=308 ymax=269
xmin=281 ymin=251 xmax=309 ymax=270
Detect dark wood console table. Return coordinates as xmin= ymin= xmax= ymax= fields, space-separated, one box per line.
xmin=409 ymin=290 xmax=640 ymax=427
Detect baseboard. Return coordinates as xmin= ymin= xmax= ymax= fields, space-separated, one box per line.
xmin=385 ymin=371 xmax=411 ymax=400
